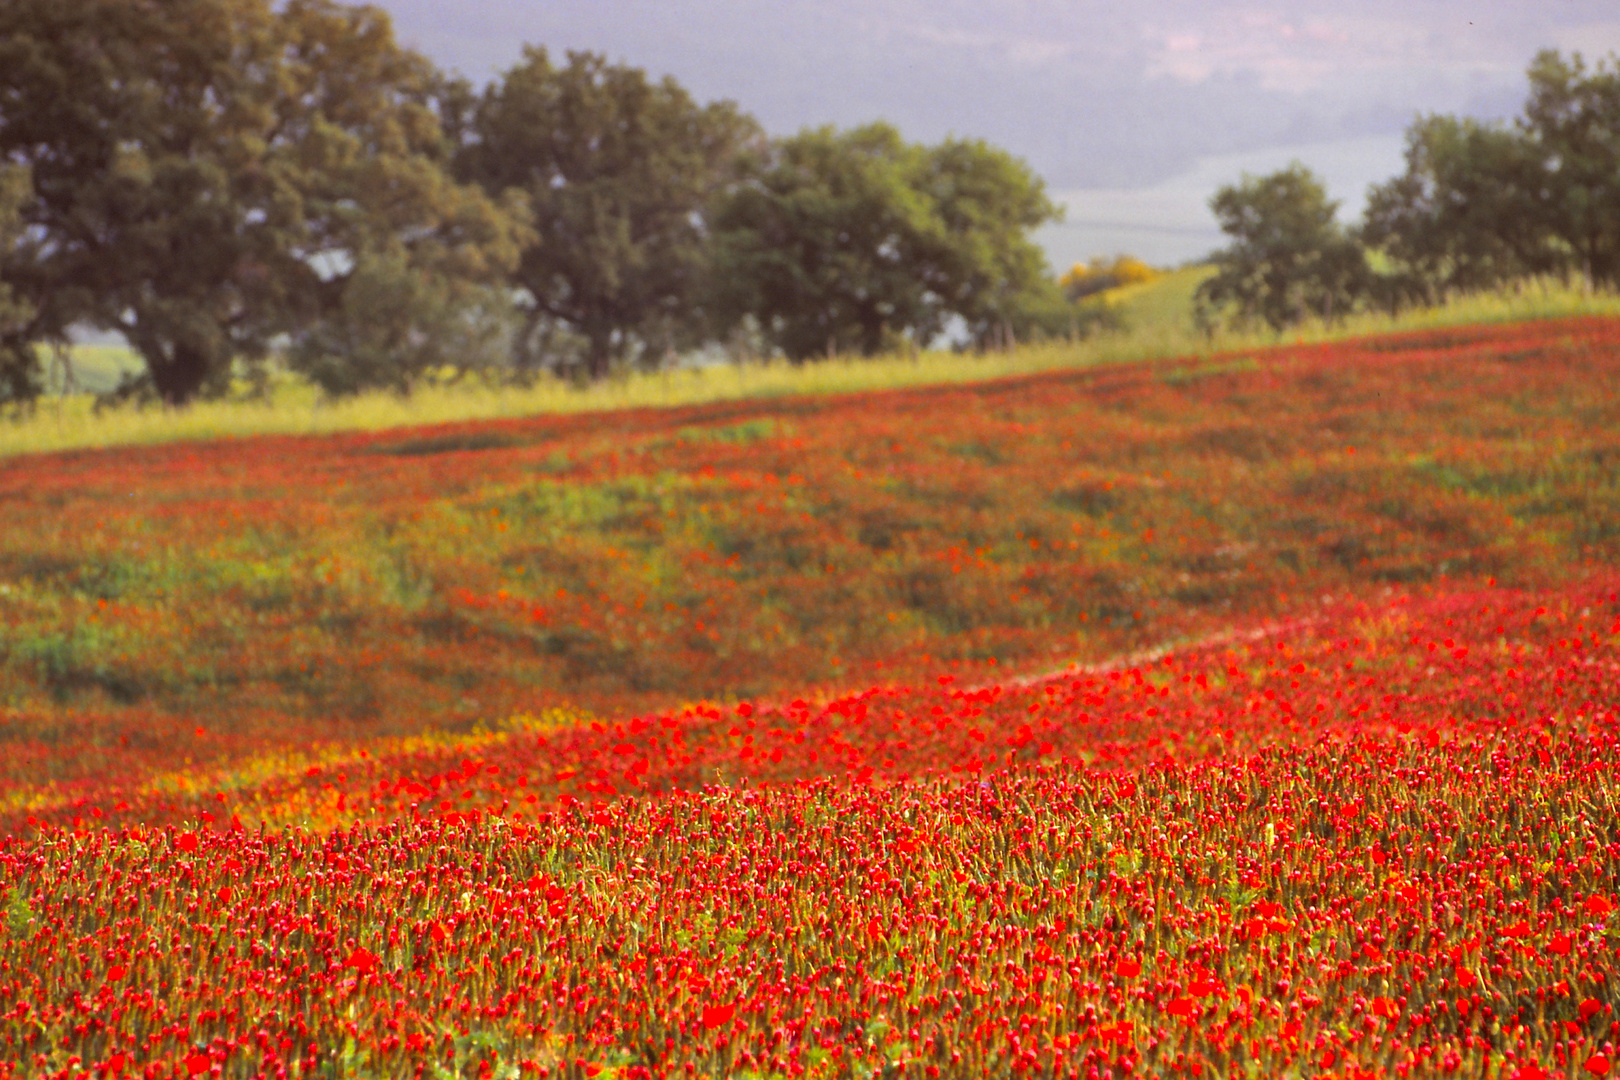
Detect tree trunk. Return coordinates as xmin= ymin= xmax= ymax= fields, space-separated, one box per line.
xmin=585 ymin=330 xmax=613 ymax=382
xmin=512 ymin=308 xmax=547 ymax=375
xmin=51 ymin=342 xmax=78 ymax=394
xmin=858 ymin=310 xmax=885 ymax=357
xmin=148 ymin=340 xmax=214 ymax=405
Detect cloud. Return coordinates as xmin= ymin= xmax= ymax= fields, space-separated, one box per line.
xmin=373 ymin=0 xmax=1620 ymax=188
xmin=1141 ymin=9 xmax=1503 ymax=92
xmin=1551 ymin=23 xmax=1620 ymax=60
xmin=885 ymin=24 xmax=1074 ymax=67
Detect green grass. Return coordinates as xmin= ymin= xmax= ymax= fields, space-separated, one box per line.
xmin=43 ymin=343 xmax=145 ymax=395
xmin=1084 ymin=264 xmax=1214 ymax=329
xmin=4 ymin=273 xmax=1618 ymax=461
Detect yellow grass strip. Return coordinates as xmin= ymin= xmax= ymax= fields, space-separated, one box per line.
xmin=3 ymin=275 xmax=1617 ymax=460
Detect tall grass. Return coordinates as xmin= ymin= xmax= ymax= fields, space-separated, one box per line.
xmin=4 ymin=274 xmax=1617 ymax=460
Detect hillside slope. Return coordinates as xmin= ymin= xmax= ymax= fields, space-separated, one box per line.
xmin=4 ymin=317 xmax=1620 ymax=817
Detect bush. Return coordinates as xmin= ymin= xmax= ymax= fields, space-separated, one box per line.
xmin=286 ymin=252 xmax=519 ymax=397
xmin=1059 ymin=255 xmax=1159 ymax=302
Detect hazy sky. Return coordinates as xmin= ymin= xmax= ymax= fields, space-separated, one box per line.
xmin=376 ymin=1 xmax=1620 ymax=265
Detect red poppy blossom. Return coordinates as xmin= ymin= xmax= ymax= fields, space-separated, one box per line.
xmin=702 ymin=1003 xmax=735 ymax=1029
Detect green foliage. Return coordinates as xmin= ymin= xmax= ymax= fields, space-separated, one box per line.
xmin=2 ymin=886 xmax=32 ymax=941
xmin=0 ymin=341 xmax=41 ymax=412
xmin=1202 ymin=52 xmax=1620 ymax=327
xmin=1520 ymin=50 xmax=1620 ymax=286
xmin=0 ymin=0 xmax=1165 ymax=398
xmin=913 ymin=135 xmax=1068 ymax=350
xmin=15 ymin=0 xmax=1619 ymax=409
xmin=711 ymin=123 xmax=1062 ymax=360
xmin=286 ymin=250 xmax=517 ymax=397
xmin=1195 ymin=163 xmax=1370 ymax=333
xmin=1362 ymin=50 xmax=1620 ymax=303
xmin=0 ymin=0 xmax=525 ymax=405
xmin=455 ymin=48 xmax=764 ymax=381
xmin=1362 ymin=116 xmax=1560 ymax=305
xmin=0 ymin=164 xmax=41 ymax=408
xmin=710 ymin=123 xmax=938 ymax=361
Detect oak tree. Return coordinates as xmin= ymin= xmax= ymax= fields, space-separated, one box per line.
xmin=913 ymin=136 xmax=1067 ymax=351
xmin=1362 ymin=115 xmax=1560 ymax=305
xmin=710 ymin=123 xmax=1062 ymax=361
xmin=0 ymin=0 xmax=524 ymax=404
xmin=1519 ymin=50 xmax=1620 ymax=286
xmin=1195 ymin=163 xmax=1369 ymax=333
xmin=455 ymin=48 xmax=763 ymax=380
xmin=710 ymin=123 xmax=937 ymax=361
xmin=1360 ymin=50 xmax=1620 ymax=304
xmin=0 ymin=165 xmax=41 ymax=406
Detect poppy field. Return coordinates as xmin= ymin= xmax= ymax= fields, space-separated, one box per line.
xmin=2 ymin=319 xmax=1620 ymax=1078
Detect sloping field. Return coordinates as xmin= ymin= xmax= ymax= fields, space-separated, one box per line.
xmin=3 ymin=574 xmax=1616 ymax=1079
xmin=5 ymin=317 xmax=1620 ymax=803
xmin=1 ymin=319 xmax=1619 ymax=1078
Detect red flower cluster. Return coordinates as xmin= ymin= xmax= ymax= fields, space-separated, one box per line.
xmin=21 ymin=573 xmax=1609 ymax=834
xmin=3 ymin=317 xmax=1620 ymax=1077
xmin=4 ymin=315 xmax=1620 ymax=809
xmin=0 ymin=575 xmax=1615 ymax=1078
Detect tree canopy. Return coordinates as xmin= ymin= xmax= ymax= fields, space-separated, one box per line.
xmin=914 ymin=136 xmax=1070 ymax=351
xmin=0 ymin=0 xmax=524 ymax=404
xmin=1361 ymin=115 xmax=1552 ymax=305
xmin=1194 ymin=163 xmax=1369 ymax=333
xmin=710 ymin=123 xmax=1063 ymax=362
xmin=5 ymin=4 xmax=1619 ymax=399
xmin=454 ymin=48 xmax=765 ymax=381
xmin=710 ymin=123 xmax=939 ymax=361
xmin=0 ymin=164 xmax=39 ymax=405
xmin=1351 ymin=49 xmax=1620 ymax=314
xmin=1519 ymin=49 xmax=1620 ymax=287
xmin=1194 ymin=49 xmax=1620 ymax=332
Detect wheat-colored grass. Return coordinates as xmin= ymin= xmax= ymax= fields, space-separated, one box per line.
xmin=4 ymin=274 xmax=1617 ymax=461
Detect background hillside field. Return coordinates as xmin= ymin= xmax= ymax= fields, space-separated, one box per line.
xmin=2 ymin=315 xmax=1618 ymax=1079
xmin=5 ymin=274 xmax=1620 ymax=461
xmin=5 ymin=313 xmax=1620 ymax=810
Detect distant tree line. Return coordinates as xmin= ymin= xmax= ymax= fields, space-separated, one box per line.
xmin=0 ymin=0 xmax=1073 ymax=407
xmin=1197 ymin=49 xmax=1620 ymax=333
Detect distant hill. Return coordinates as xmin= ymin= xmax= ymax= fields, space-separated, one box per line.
xmin=54 ymin=344 xmax=145 ymax=395
xmin=1077 ymin=263 xmax=1213 ymax=334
